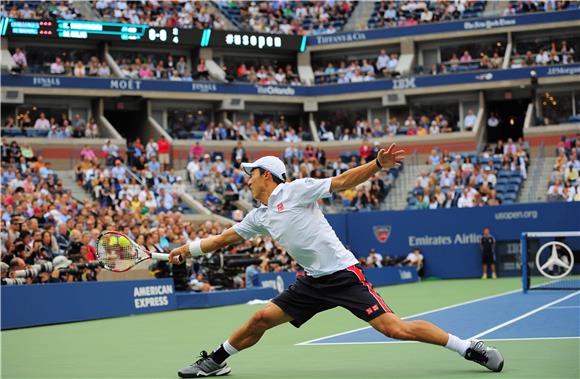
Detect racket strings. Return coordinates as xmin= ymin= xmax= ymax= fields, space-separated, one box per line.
xmin=97 ymin=234 xmax=138 ymax=271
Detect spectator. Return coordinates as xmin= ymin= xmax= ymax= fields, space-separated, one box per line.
xmin=50 ymin=57 xmax=65 ymax=75
xmin=404 ymin=248 xmax=424 ymax=277
xmin=157 ymin=136 xmax=171 ymax=171
xmin=464 ymin=109 xmax=477 ymax=130
xmin=33 ymin=113 xmax=50 ymax=130
xmin=367 ymin=248 xmax=383 ymax=268
xmin=11 ymin=47 xmax=27 ymax=72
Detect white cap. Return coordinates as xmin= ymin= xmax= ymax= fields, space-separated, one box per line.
xmin=53 ymin=255 xmax=72 ymax=269
xmin=241 ymin=156 xmax=287 ymax=182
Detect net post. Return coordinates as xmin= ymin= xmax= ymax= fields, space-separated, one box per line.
xmin=521 ymin=232 xmax=528 ymax=294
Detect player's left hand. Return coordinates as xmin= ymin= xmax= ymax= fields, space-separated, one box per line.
xmin=377 ymin=143 xmax=405 ymax=168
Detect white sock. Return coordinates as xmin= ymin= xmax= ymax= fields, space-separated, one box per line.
xmin=445 ymin=334 xmax=470 ymax=356
xmin=222 ymin=340 xmax=239 ymax=356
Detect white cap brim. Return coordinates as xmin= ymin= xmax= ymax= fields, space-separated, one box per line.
xmin=241 ymin=162 xmax=258 ymax=176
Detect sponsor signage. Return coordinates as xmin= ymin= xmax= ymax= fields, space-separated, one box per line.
xmin=3 ymin=63 xmax=579 ymax=97
xmin=307 ymin=10 xmax=580 ymax=46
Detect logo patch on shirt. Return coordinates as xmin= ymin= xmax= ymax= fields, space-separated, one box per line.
xmin=373 ymin=225 xmax=391 ymax=243
xmin=276 ymin=202 xmax=285 ymax=212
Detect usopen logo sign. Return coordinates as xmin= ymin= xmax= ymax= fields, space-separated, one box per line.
xmin=373 ymin=225 xmax=391 ymax=243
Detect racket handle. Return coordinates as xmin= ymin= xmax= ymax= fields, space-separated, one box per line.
xmin=151 ymin=252 xmax=170 ymax=261
xmin=151 ymin=252 xmax=183 ymax=263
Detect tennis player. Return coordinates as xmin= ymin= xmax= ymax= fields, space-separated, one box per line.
xmin=169 ymin=143 xmax=504 ymax=377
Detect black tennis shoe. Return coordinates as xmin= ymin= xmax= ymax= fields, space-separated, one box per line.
xmin=178 ymin=350 xmax=231 ymax=378
xmin=464 ymin=340 xmax=504 ymax=372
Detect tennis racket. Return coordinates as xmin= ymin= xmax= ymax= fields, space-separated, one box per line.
xmin=96 ymin=231 xmax=182 ymax=272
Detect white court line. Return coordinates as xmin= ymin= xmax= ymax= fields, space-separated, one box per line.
xmin=469 ymin=291 xmax=580 ymax=340
xmin=295 ymin=287 xmax=522 ymax=346
xmin=299 ymin=336 xmax=580 ymax=346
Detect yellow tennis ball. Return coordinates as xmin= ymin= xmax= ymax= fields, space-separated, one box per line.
xmin=108 ymin=236 xmax=119 ymax=247
xmin=118 ymin=236 xmax=130 ymax=247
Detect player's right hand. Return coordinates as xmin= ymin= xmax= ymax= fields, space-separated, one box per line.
xmin=168 ymin=247 xmax=186 ymax=265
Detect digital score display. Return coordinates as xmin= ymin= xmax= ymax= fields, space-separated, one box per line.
xmin=0 ymin=18 xmax=202 ymax=45
xmin=0 ymin=18 xmax=304 ymax=51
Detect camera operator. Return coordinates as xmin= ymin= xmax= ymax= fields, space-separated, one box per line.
xmin=67 ymin=229 xmax=84 ymax=263
xmin=7 ymin=257 xmax=33 ymax=285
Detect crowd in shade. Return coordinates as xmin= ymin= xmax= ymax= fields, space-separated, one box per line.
xmin=407 ymin=138 xmax=531 ymax=210
xmin=198 ymin=119 xmax=313 ymax=142
xmin=232 ymin=63 xmax=302 ymax=85
xmin=367 ymin=0 xmax=486 ymax=30
xmin=93 ymin=0 xmax=227 ymax=29
xmin=313 ymin=50 xmax=400 ymax=84
xmin=427 ymin=49 xmax=504 ymax=75
xmin=547 ymin=134 xmax=580 ymax=202
xmin=318 ymin=113 xmax=457 ymax=141
xmin=511 ymin=40 xmax=577 ymax=68
xmin=9 ymin=47 xmax=111 ymax=77
xmin=112 ymin=52 xmax=201 ymax=81
xmin=217 ymin=0 xmax=356 ymax=35
xmin=505 ymin=0 xmax=579 ymax=14
xmin=3 ymin=111 xmax=99 ymax=139
xmin=1 ymin=1 xmax=79 ymax=20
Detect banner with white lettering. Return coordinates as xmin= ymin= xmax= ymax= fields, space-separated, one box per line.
xmin=1 ymin=279 xmax=176 ymax=329
xmin=3 ymin=63 xmax=579 ymax=98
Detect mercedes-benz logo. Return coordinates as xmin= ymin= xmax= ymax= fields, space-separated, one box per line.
xmin=535 ymin=241 xmax=574 ymax=279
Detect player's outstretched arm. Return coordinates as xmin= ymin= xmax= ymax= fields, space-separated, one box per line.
xmin=168 ymin=227 xmax=244 ymax=264
xmin=330 ymin=143 xmax=405 ymax=193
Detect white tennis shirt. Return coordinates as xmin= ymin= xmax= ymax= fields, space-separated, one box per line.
xmin=233 ymin=178 xmax=359 ymax=277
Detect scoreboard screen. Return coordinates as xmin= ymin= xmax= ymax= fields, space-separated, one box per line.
xmin=0 ymin=18 xmax=202 ymax=46
xmin=0 ymin=18 xmax=304 ymax=51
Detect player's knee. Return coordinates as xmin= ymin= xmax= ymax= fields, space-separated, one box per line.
xmin=381 ymin=322 xmax=414 ymax=340
xmin=248 ymin=309 xmax=273 ymax=332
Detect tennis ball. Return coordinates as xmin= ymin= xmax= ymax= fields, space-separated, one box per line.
xmin=118 ymin=236 xmax=130 ymax=247
xmin=108 ymin=236 xmax=119 ymax=247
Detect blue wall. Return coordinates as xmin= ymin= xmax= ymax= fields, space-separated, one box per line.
xmin=1 ymin=279 xmax=176 ymax=330
xmin=2 ymin=63 xmax=578 ymax=97
xmin=326 ymin=202 xmax=580 ymax=279
xmin=257 ymin=266 xmax=418 ymax=294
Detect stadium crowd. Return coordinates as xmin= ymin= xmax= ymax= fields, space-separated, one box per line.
xmin=505 ymin=0 xmax=579 ymax=14
xmin=407 ymin=137 xmax=531 ymax=209
xmin=547 ymin=134 xmax=580 ymax=202
xmin=367 ymin=0 xmax=486 ymax=30
xmin=217 ymin=0 xmax=356 ymax=35
xmin=1 ymin=1 xmax=79 ymax=20
xmin=318 ymin=112 xmax=457 ymax=141
xmin=3 ymin=110 xmax=99 ymax=139
xmin=511 ymin=40 xmax=577 ymax=68
xmin=186 ymin=139 xmax=396 ymax=214
xmin=313 ymin=50 xmax=400 ymax=84
xmin=93 ymin=0 xmax=227 ymax=29
xmin=10 ymin=47 xmax=111 ymax=77
xmin=231 ymin=63 xmax=302 ymax=85
xmin=0 ymin=138 xmax=302 ymax=289
xmin=113 ymin=52 xmax=197 ymax=81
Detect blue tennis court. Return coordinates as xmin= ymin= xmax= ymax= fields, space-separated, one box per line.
xmin=298 ymin=290 xmax=580 ymax=345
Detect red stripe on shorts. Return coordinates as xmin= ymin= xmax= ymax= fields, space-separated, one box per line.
xmin=346 ymin=265 xmax=392 ymax=313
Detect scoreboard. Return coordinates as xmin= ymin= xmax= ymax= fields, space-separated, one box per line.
xmin=0 ymin=18 xmax=201 ymax=45
xmin=0 ymin=18 xmax=304 ymax=51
